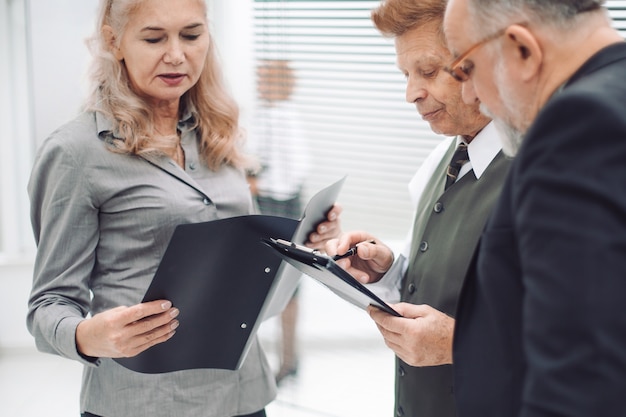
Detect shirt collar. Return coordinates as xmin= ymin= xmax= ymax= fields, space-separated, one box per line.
xmin=458 ymin=121 xmax=502 ymax=179
xmin=95 ymin=110 xmax=118 ymax=141
xmin=95 ymin=104 xmax=196 ymax=141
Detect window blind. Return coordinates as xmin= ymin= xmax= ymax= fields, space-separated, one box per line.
xmin=608 ymin=0 xmax=626 ymax=36
xmin=252 ymin=0 xmax=626 ymax=242
xmin=253 ymin=0 xmax=438 ymax=241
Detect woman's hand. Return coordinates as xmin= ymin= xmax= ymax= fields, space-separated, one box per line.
xmin=305 ymin=204 xmax=343 ymax=250
xmin=75 ymin=299 xmax=179 ymax=358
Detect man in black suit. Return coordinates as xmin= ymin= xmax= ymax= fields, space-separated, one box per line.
xmin=443 ymin=1 xmax=626 ymax=416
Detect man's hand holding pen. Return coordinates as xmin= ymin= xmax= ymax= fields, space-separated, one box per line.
xmin=332 ymin=240 xmax=376 ymax=261
xmin=325 ymin=231 xmax=395 ymax=284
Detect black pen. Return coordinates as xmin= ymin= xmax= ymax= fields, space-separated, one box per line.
xmin=332 ymin=240 xmax=375 ymax=261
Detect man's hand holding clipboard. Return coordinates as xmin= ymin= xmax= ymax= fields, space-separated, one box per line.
xmin=262 ymin=237 xmax=402 ymax=317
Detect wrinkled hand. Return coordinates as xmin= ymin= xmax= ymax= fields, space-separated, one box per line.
xmin=75 ymin=300 xmax=179 ymax=358
xmin=368 ymin=303 xmax=454 ymax=367
xmin=325 ymin=231 xmax=394 ymax=283
xmin=306 ymin=204 xmax=343 ymax=250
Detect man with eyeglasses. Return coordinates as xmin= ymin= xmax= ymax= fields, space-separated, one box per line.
xmin=325 ymin=1 xmax=511 ymax=416
xmin=442 ymin=0 xmax=626 ymax=416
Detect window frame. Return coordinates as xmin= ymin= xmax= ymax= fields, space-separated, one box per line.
xmin=0 ymin=0 xmax=36 ymax=262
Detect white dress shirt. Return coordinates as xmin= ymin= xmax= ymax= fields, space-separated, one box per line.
xmin=369 ymin=121 xmax=503 ymax=302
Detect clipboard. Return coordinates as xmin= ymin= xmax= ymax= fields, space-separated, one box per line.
xmin=114 ymin=215 xmax=298 ymax=374
xmin=114 ymin=177 xmax=346 ymax=374
xmin=260 ymin=176 xmax=346 ymax=319
xmin=262 ymin=238 xmax=401 ymax=317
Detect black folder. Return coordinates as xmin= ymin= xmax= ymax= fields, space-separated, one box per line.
xmin=114 ymin=177 xmax=345 ymax=373
xmin=263 ymin=238 xmax=401 ymax=317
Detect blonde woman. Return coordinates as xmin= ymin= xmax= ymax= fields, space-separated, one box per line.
xmin=27 ymin=1 xmax=340 ymax=416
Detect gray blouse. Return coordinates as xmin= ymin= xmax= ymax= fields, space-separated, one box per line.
xmin=27 ymin=111 xmax=276 ymax=416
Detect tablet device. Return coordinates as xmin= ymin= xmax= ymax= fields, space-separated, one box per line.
xmin=263 ymin=238 xmax=401 ymax=317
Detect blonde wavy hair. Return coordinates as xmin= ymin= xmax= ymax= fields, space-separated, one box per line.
xmin=85 ymin=0 xmax=247 ymax=170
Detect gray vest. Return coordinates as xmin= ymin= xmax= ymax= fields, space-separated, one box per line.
xmin=395 ymin=140 xmax=510 ymax=417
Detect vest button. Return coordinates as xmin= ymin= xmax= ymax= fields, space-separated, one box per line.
xmin=399 ymin=365 xmax=406 ymax=376
xmin=434 ymin=201 xmax=444 ymax=213
xmin=397 ymin=406 xmax=405 ymax=416
xmin=408 ymin=283 xmax=416 ymax=294
xmin=419 ymin=241 xmax=428 ymax=252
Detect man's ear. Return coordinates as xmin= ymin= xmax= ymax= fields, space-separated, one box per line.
xmin=102 ymin=25 xmax=123 ymax=61
xmin=502 ymin=24 xmax=542 ymax=82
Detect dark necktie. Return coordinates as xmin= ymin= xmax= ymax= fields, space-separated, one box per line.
xmin=445 ymin=142 xmax=469 ymax=190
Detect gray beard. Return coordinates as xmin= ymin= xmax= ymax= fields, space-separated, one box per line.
xmin=479 ymin=103 xmax=525 ymax=157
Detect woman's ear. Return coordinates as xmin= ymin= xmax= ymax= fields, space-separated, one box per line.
xmin=102 ymin=25 xmax=123 ymax=61
xmin=502 ymin=24 xmax=542 ymax=82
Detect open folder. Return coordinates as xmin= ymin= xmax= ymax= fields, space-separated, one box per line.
xmin=114 ymin=177 xmax=345 ymax=374
xmin=263 ymin=238 xmax=401 ymax=317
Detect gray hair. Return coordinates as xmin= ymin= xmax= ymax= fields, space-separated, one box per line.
xmin=466 ymin=0 xmax=606 ymax=35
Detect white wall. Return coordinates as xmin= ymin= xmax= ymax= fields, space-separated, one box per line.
xmin=29 ymin=0 xmax=98 ymax=146
xmin=209 ymin=0 xmax=255 ymax=128
xmin=0 ymin=262 xmax=37 ymax=349
xmin=0 ymin=0 xmax=99 ymax=350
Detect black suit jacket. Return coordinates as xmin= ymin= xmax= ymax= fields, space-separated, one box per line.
xmin=454 ymin=41 xmax=626 ymax=417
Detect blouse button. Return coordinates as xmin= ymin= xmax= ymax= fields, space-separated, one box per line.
xmin=202 ymin=197 xmax=212 ymax=206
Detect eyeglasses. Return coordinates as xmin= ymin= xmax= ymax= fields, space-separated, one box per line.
xmin=444 ymin=23 xmax=526 ymax=82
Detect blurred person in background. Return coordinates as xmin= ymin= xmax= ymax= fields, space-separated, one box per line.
xmin=247 ymin=59 xmax=310 ymax=385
